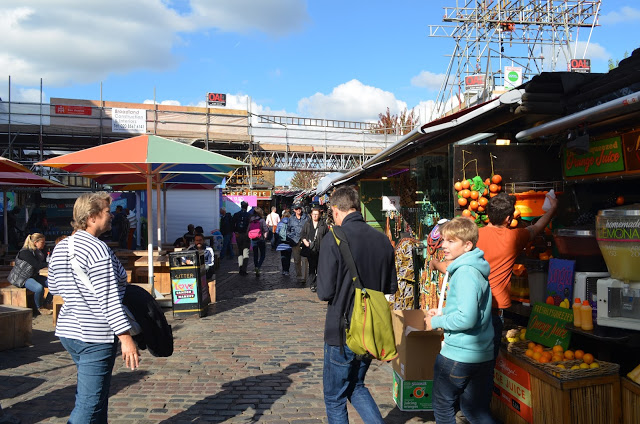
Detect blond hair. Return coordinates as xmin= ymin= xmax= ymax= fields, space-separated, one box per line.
xmin=71 ymin=192 xmax=112 ymax=231
xmin=23 ymin=233 xmax=45 ymax=250
xmin=440 ymin=216 xmax=478 ymax=247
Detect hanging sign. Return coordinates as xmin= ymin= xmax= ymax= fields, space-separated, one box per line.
xmin=526 ymin=303 xmax=573 ymax=349
xmin=564 ymin=136 xmax=625 ymax=177
xmin=622 ymin=130 xmax=640 ymax=173
xmin=112 ymin=108 xmax=147 ymax=133
xmin=494 ymin=351 xmax=532 ymax=423
xmin=546 ymin=258 xmax=575 ymax=306
xmin=54 ymin=105 xmax=92 ymax=115
xmin=207 ymin=92 xmax=227 ymax=107
xmin=465 ymin=74 xmax=486 ymax=90
xmin=504 ymin=66 xmax=522 ymax=89
xmin=570 ymin=59 xmax=591 ymax=73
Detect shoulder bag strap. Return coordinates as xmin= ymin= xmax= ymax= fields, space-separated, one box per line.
xmin=330 ymin=226 xmax=363 ymax=290
xmin=68 ymin=235 xmax=96 ymax=295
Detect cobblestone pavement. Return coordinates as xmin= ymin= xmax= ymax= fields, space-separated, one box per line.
xmin=1 ymin=248 xmax=437 ymax=423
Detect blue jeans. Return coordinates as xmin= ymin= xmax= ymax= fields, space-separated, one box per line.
xmin=60 ymin=337 xmax=118 ymax=424
xmin=220 ymin=234 xmax=233 ymax=258
xmin=323 ymin=343 xmax=384 ymax=424
xmin=24 ymin=276 xmax=52 ymax=309
xmin=252 ymin=240 xmax=266 ymax=268
xmin=432 ymin=354 xmax=496 ymax=424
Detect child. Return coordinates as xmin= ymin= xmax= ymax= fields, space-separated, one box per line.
xmin=425 ymin=217 xmax=495 ymax=424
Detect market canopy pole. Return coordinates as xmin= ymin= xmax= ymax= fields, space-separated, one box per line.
xmin=146 ymin=168 xmax=154 ymax=290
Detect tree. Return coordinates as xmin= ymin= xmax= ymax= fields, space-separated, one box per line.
xmin=608 ymin=51 xmax=629 ymax=70
xmin=289 ymin=171 xmax=325 ymax=190
xmin=371 ymin=107 xmax=418 ymax=135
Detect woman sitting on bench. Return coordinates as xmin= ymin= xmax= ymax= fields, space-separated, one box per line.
xmin=13 ymin=233 xmax=53 ymax=315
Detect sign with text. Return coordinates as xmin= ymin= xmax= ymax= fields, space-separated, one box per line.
xmin=112 ymin=108 xmax=147 ymax=133
xmin=526 ymin=303 xmax=573 ymax=349
xmin=207 ymin=92 xmax=227 ymax=107
xmin=494 ymin=351 xmax=532 ymax=423
xmin=564 ymin=136 xmax=625 ymax=177
xmin=465 ymin=74 xmax=486 ymax=90
xmin=171 ymin=278 xmax=197 ymax=304
xmin=570 ymin=58 xmax=591 ymax=73
xmin=546 ymin=258 xmax=575 ymax=306
xmin=504 ymin=66 xmax=522 ymax=89
xmin=622 ymin=130 xmax=640 ymax=173
xmin=225 ymin=190 xmax=272 ymax=199
xmin=54 ymin=105 xmax=92 ymax=115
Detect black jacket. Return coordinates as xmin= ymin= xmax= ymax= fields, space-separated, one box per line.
xmin=316 ymin=212 xmax=397 ymax=346
xmin=17 ymin=248 xmax=48 ymax=278
xmin=300 ymin=219 xmax=329 ymax=254
xmin=220 ymin=212 xmax=233 ymax=235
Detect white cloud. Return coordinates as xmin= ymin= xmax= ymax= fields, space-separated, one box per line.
xmin=0 ymin=87 xmax=47 ymax=102
xmin=600 ymin=6 xmax=640 ymax=24
xmin=143 ymin=99 xmax=182 ymax=106
xmin=1 ymin=0 xmax=309 ymax=87
xmin=297 ymin=79 xmax=407 ymax=122
xmin=411 ymin=100 xmax=438 ymax=124
xmin=411 ymin=71 xmax=447 ymax=91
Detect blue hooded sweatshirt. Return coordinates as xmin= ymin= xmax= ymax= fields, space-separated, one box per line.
xmin=430 ymin=247 xmax=493 ymax=364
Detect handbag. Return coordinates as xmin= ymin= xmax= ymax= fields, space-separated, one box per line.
xmin=301 ymin=226 xmax=319 ymax=257
xmin=68 ymin=235 xmax=142 ymax=336
xmin=8 ymin=256 xmax=35 ymax=288
xmin=330 ymin=227 xmax=398 ymax=362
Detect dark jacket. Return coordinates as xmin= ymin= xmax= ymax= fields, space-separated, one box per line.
xmin=122 ymin=284 xmax=173 ymax=357
xmin=220 ymin=212 xmax=233 ymax=235
xmin=17 ymin=248 xmax=48 ymax=278
xmin=300 ymin=219 xmax=329 ymax=254
xmin=288 ymin=213 xmax=308 ymax=244
xmin=316 ymin=212 xmax=397 ymax=346
xmin=233 ymin=209 xmax=252 ymax=233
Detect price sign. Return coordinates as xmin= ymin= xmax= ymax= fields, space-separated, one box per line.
xmin=526 ymin=303 xmax=573 ymax=349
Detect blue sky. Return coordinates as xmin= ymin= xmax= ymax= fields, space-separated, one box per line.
xmin=2 ymin=1 xmax=640 ymax=184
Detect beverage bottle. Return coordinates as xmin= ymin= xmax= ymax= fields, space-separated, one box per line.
xmin=580 ymin=300 xmax=594 ymax=331
xmin=572 ymin=298 xmax=582 ymax=328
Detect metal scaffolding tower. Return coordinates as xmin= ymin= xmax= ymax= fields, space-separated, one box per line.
xmin=429 ymin=0 xmax=601 ymax=118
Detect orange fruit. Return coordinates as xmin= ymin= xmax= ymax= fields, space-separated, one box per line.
xmin=458 ymin=197 xmax=468 ymax=207
xmin=462 ymin=209 xmax=472 ymax=217
xmin=461 ymin=180 xmax=470 ymax=189
xmin=582 ymin=353 xmax=594 ymax=365
xmin=574 ymin=350 xmax=584 ymax=360
xmin=478 ymin=197 xmax=488 ymax=207
xmin=489 ymin=183 xmax=499 ymax=193
xmin=546 ymin=296 xmax=555 ymax=305
xmin=454 ymin=181 xmax=462 ymax=191
xmin=533 ymin=344 xmax=544 ymax=354
xmin=484 ymin=178 xmax=491 ymax=186
xmin=539 ymin=355 xmax=550 ymax=363
xmin=510 ymin=219 xmax=518 ymax=228
xmin=564 ymin=350 xmax=575 ymax=360
xmin=552 ymin=345 xmax=564 ymax=354
xmin=477 ymin=205 xmax=485 ymax=213
xmin=527 ymin=342 xmax=536 ymax=350
xmin=497 ymin=185 xmax=502 ymax=192
xmin=552 ymin=354 xmax=564 ymax=362
xmin=470 ymin=190 xmax=479 ymax=200
xmin=469 ymin=200 xmax=479 ymax=211
xmin=492 ymin=174 xmax=503 ymax=184
xmin=461 ymin=189 xmax=471 ymax=198
xmin=615 ymin=196 xmax=624 ymax=206
xmin=532 ymin=352 xmax=542 ymax=361
xmin=482 ymin=188 xmax=488 ymax=196
xmin=542 ymin=351 xmax=553 ymax=360
xmin=490 ymin=192 xmax=498 ymax=197
xmin=525 ymin=349 xmax=534 ymax=358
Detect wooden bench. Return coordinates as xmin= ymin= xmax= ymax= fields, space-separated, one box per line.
xmin=0 ymin=305 xmax=32 ymax=351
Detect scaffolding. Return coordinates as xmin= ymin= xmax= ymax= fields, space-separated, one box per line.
xmin=429 ymin=0 xmax=601 ymax=119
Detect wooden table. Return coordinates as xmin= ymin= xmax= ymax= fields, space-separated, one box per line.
xmin=133 ymin=256 xmax=171 ymax=295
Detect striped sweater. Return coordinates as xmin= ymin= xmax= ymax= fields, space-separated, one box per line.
xmin=48 ymin=230 xmax=131 ymax=343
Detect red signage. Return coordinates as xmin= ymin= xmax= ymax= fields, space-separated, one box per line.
xmin=570 ymin=59 xmax=591 ymax=73
xmin=465 ymin=74 xmax=486 ymax=89
xmin=54 ymin=105 xmax=93 ymax=115
xmin=207 ymin=92 xmax=227 ymax=107
xmin=494 ymin=352 xmax=533 ymax=423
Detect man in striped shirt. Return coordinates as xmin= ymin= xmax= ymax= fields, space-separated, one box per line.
xmin=49 ymin=192 xmax=140 ymax=423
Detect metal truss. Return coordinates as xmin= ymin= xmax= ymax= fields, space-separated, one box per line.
xmin=429 ymin=0 xmax=601 ymax=119
xmin=243 ymin=150 xmax=374 ymax=172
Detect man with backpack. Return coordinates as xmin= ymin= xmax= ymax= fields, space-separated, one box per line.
xmin=316 ymin=186 xmax=397 ymax=423
xmin=232 ymin=201 xmax=252 ymax=276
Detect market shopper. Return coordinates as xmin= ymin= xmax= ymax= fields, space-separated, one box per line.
xmin=316 ymin=186 xmax=397 ymax=424
xmin=248 ymin=207 xmax=269 ymax=276
xmin=219 ymin=208 xmax=234 ymax=259
xmin=187 ymin=233 xmax=215 ymax=280
xmin=48 ymin=192 xmax=140 ymax=423
xmin=288 ymin=203 xmax=309 ymax=283
xmin=265 ymin=206 xmax=280 ymax=250
xmin=275 ymin=211 xmax=293 ymax=275
xmin=425 ymin=217 xmax=495 ymax=424
xmin=233 ymin=201 xmax=252 ymax=276
xmin=9 ymin=233 xmax=53 ymax=315
xmin=300 ymin=207 xmax=328 ymax=292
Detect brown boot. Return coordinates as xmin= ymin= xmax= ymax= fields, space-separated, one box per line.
xmin=38 ymin=307 xmax=53 ymax=316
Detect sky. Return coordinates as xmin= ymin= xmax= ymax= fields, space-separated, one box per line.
xmin=2 ymin=0 xmax=640 ymax=185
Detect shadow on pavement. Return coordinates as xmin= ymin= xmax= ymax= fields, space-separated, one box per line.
xmin=158 ymin=362 xmax=311 ymax=423
xmin=0 ymin=329 xmax=65 ymax=371
xmin=383 ymin=406 xmax=436 ymax=423
xmin=4 ymin=369 xmax=149 ymax=424
xmin=0 ymin=376 xmax=46 ymax=401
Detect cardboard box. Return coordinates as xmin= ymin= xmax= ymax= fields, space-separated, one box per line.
xmin=393 ymin=370 xmax=434 ymax=411
xmin=391 ymin=309 xmax=443 ymax=381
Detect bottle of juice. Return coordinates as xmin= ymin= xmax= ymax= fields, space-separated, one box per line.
xmin=581 ymin=300 xmax=594 ymax=331
xmin=572 ymin=298 xmax=582 ymax=328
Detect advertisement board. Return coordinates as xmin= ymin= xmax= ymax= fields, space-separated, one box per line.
xmin=526 ymin=303 xmax=573 ymax=350
xmin=564 ymin=136 xmax=625 ymax=177
xmin=54 ymin=105 xmax=92 ymax=115
xmin=207 ymin=92 xmax=227 ymax=107
xmin=112 ymin=108 xmax=147 ymax=133
xmin=504 ymin=66 xmax=522 ymax=89
xmin=493 ymin=351 xmax=533 ymax=423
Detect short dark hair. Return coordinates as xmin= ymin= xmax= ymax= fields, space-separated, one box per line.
xmin=241 ymin=201 xmax=248 ymax=209
xmin=195 ymin=226 xmax=204 ymax=234
xmin=487 ymin=193 xmax=516 ymax=225
xmin=330 ymin=186 xmax=359 ymax=212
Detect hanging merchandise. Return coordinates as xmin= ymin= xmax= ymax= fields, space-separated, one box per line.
xmin=391 ymin=238 xmax=421 ymax=310
xmin=420 ymin=219 xmax=449 ymax=310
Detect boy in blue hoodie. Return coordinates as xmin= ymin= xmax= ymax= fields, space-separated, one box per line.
xmin=425 ymin=217 xmax=495 ymax=424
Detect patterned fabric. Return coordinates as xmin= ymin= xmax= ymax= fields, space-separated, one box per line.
xmin=391 ymin=238 xmax=421 ymax=310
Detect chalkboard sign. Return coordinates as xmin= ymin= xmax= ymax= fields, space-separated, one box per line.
xmin=546 ymin=258 xmax=575 ymax=306
xmin=526 ymin=302 xmax=573 ymax=350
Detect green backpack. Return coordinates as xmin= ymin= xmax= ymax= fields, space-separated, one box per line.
xmin=330 ymin=227 xmax=398 ymax=362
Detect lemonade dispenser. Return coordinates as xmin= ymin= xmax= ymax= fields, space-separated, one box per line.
xmin=595 ymin=204 xmax=640 ymax=330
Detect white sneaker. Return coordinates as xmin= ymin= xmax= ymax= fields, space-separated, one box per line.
xmin=283 ymin=271 xmax=289 ymax=276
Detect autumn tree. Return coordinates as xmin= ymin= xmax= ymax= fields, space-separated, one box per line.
xmin=289 ymin=171 xmax=325 ymax=190
xmin=371 ymin=107 xmax=418 ymax=135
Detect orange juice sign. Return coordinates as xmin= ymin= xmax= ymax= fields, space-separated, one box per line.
xmin=494 ymin=351 xmax=532 ymax=423
xmin=526 ymin=303 xmax=573 ymax=350
xmin=564 ymin=136 xmax=624 ymax=176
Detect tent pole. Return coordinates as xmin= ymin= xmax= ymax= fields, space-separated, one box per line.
xmin=163 ymin=185 xmax=167 ymax=245
xmin=135 ymin=191 xmax=141 ymax=248
xmin=146 ymin=171 xmax=155 ymax=292
xmin=3 ymin=191 xmax=8 ymax=246
xmin=156 ymin=182 xmax=162 ymax=251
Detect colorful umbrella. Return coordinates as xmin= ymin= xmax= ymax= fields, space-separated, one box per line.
xmin=37 ymin=135 xmax=246 ymax=294
xmin=1 ymin=157 xmax=66 ymax=245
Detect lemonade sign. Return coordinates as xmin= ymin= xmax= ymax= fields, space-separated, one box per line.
xmin=526 ymin=303 xmax=573 ymax=350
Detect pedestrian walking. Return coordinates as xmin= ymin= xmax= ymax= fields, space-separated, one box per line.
xmin=300 ymin=206 xmax=328 ymax=292
xmin=275 ymin=211 xmax=292 ymax=276
xmin=265 ymin=206 xmax=280 ymax=250
xmin=248 ymin=207 xmax=269 ymax=276
xmin=232 ymin=201 xmax=252 ymax=276
xmin=288 ymin=203 xmax=308 ymax=283
xmin=219 ymin=208 xmax=234 ymax=259
xmin=316 ymin=186 xmax=397 ymax=423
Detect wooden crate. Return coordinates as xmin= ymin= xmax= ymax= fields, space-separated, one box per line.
xmin=0 ymin=305 xmax=32 ymax=351
xmin=492 ymin=349 xmax=621 ymax=424
xmin=0 ymin=286 xmax=31 ymax=308
xmin=622 ymin=377 xmax=640 ymax=424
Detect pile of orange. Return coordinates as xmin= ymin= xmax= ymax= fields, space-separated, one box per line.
xmin=454 ymin=174 xmax=503 ymax=226
xmin=524 ymin=343 xmax=599 ymax=369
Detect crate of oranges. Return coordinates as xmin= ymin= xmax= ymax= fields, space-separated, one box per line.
xmin=513 ymin=341 xmax=620 ymax=381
